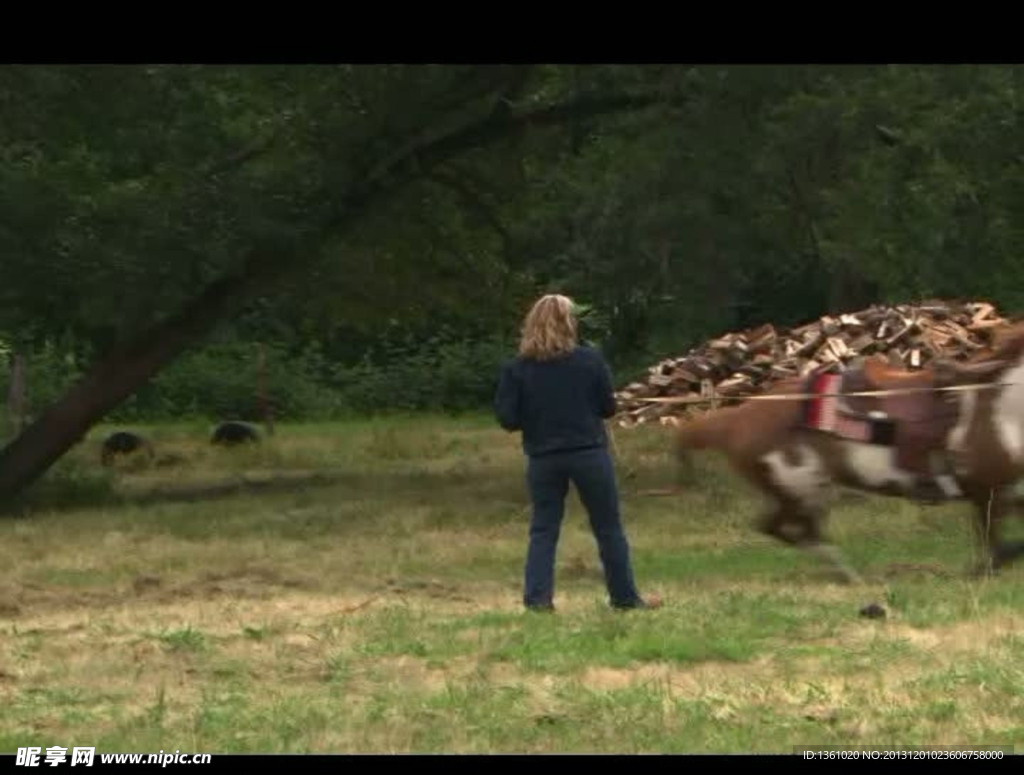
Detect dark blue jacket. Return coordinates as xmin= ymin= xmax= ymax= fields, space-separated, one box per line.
xmin=494 ymin=345 xmax=618 ymax=457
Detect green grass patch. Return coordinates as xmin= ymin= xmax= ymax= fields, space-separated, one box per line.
xmin=2 ymin=416 xmax=1024 ymax=752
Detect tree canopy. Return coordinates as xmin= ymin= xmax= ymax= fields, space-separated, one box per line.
xmin=3 ymin=64 xmax=1024 ymax=500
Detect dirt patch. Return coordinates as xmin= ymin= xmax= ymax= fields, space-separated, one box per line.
xmin=1 ymin=583 xmax=121 ymax=618
xmin=561 ymin=556 xmax=606 ymax=582
xmin=380 ymin=577 xmax=475 ymax=603
xmin=132 ymin=574 xmax=162 ymax=594
xmin=882 ymin=562 xmax=955 ymax=579
xmin=0 ymin=592 xmax=22 ymax=617
xmin=186 ymin=565 xmax=320 ymax=599
xmin=0 ymin=590 xmax=392 ymax=644
xmin=0 ymin=565 xmax=326 ymax=620
xmin=119 ymin=470 xmax=344 ymax=504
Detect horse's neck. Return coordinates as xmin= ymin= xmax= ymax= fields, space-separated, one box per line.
xmin=954 ymin=350 xmax=1024 ymax=466
xmin=990 ymin=353 xmax=1024 ymax=459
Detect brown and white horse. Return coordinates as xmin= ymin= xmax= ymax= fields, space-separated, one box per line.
xmin=671 ymin=324 xmax=1024 ymax=583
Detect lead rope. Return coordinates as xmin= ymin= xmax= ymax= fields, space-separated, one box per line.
xmin=606 ymin=419 xmax=640 ymax=482
xmin=607 ymin=419 xmax=620 ymax=458
xmin=630 ymin=379 xmax=1016 ymax=408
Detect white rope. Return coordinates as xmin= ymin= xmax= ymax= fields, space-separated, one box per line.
xmin=628 ymin=380 xmax=1018 ymax=407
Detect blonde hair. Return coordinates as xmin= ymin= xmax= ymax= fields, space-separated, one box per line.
xmin=518 ymin=294 xmax=578 ymax=360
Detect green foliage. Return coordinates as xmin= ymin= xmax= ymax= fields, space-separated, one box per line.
xmin=0 ymin=331 xmax=518 ymax=423
xmin=331 ymin=327 xmax=513 ymax=415
xmin=117 ymin=341 xmax=338 ymax=422
xmin=0 ymin=338 xmax=89 ymax=429
xmin=10 ymin=64 xmax=1024 ymax=444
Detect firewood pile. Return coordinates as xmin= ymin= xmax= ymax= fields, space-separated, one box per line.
xmin=614 ymin=300 xmax=1013 ymax=428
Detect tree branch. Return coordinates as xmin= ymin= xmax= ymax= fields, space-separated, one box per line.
xmin=425 ymin=168 xmax=511 ymax=246
xmin=355 ymin=67 xmax=523 ymax=181
xmin=201 ymin=131 xmax=279 ymax=178
xmin=487 ymin=66 xmax=534 ymax=122
xmin=359 ymin=90 xmax=676 ymax=206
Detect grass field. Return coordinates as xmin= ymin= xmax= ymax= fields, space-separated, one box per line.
xmin=2 ymin=414 xmax=1023 ymax=754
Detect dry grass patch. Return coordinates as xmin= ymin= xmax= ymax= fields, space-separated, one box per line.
xmin=3 ymin=417 xmax=1024 ymax=752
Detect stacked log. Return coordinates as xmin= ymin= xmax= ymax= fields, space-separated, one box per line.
xmin=614 ymin=300 xmax=1013 ymax=428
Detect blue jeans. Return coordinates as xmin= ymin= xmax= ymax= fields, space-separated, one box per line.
xmin=523 ymin=446 xmax=643 ymax=609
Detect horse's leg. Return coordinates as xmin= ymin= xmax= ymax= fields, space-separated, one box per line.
xmin=994 ymin=540 xmax=1024 ymax=568
xmin=749 ymin=447 xmax=862 ymax=584
xmin=966 ymin=487 xmax=1010 ymax=576
xmin=998 ymin=484 xmax=1024 ymax=564
xmin=757 ymin=497 xmax=862 ymax=585
xmin=969 ymin=495 xmax=998 ymax=578
xmin=997 ymin=489 xmax=1024 ymax=565
xmin=757 ymin=505 xmax=803 ymax=546
xmin=795 ymin=505 xmax=864 ymax=585
xmin=969 ymin=487 xmax=1024 ymax=575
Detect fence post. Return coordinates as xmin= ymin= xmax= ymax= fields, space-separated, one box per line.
xmin=257 ymin=343 xmax=274 ymax=436
xmin=6 ymin=352 xmax=27 ymax=438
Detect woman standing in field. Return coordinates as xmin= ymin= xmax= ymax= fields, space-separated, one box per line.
xmin=494 ymin=294 xmax=662 ymax=612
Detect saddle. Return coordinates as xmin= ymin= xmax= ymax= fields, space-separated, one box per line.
xmin=804 ymin=357 xmax=960 ymax=479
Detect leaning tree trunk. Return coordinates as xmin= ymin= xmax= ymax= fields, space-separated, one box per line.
xmin=0 ymin=87 xmax=676 ymax=505
xmin=0 ymin=254 xmax=282 ymax=504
